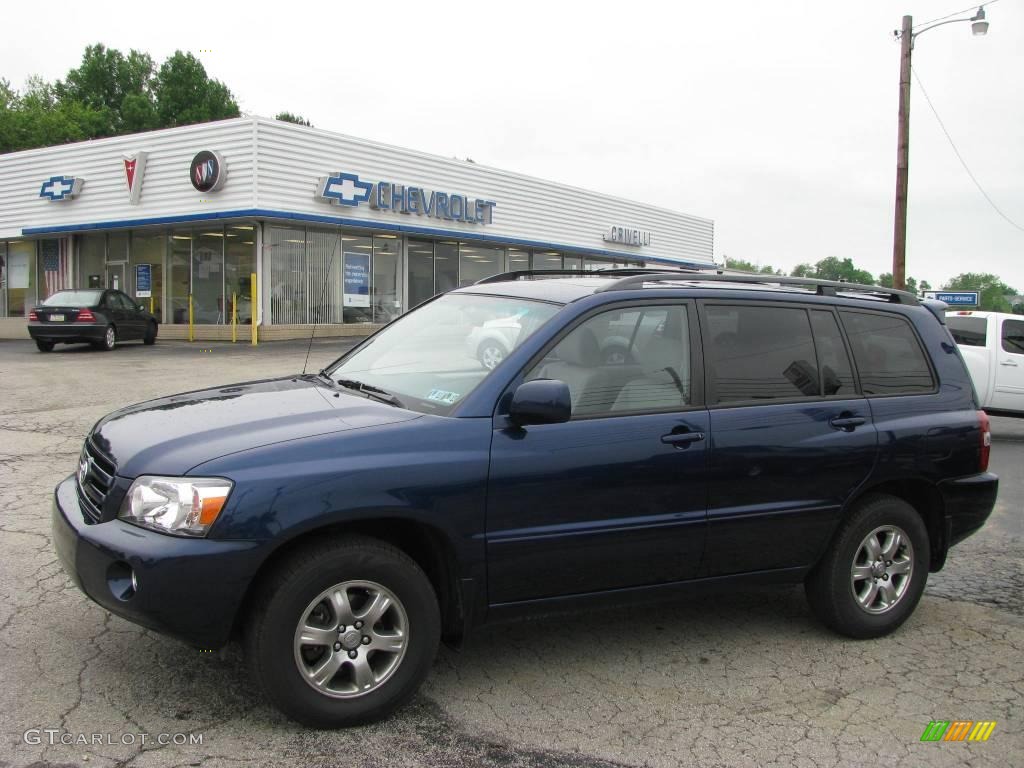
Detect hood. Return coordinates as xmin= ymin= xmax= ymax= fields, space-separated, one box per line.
xmin=91 ymin=376 xmax=421 ymax=477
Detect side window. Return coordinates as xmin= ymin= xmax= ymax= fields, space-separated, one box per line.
xmin=839 ymin=311 xmax=935 ymax=395
xmin=1003 ymin=319 xmax=1024 ymax=355
xmin=111 ymin=292 xmax=131 ymax=310
xmin=525 ymin=304 xmax=691 ymax=417
xmin=946 ymin=316 xmax=988 ymax=347
xmin=705 ymin=305 xmax=818 ymax=404
xmin=810 ymin=310 xmax=856 ymax=396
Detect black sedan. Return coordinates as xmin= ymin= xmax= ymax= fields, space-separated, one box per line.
xmin=28 ymin=289 xmax=159 ymax=352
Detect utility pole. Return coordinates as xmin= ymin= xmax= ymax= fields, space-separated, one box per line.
xmin=892 ymin=14 xmax=913 ymax=291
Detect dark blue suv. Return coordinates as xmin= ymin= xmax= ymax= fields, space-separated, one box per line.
xmin=52 ymin=270 xmax=998 ymax=727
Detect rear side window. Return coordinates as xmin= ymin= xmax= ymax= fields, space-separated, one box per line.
xmin=947 ymin=316 xmax=988 ymax=347
xmin=705 ymin=305 xmax=819 ymax=403
xmin=1003 ymin=319 xmax=1024 ymax=354
xmin=810 ymin=311 xmax=856 ymax=396
xmin=839 ymin=311 xmax=935 ymax=395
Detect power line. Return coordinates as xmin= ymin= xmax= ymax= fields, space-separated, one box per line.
xmin=911 ymin=66 xmax=1024 ymax=234
xmin=912 ymin=0 xmax=999 ymax=31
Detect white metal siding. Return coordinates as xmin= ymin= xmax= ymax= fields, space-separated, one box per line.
xmin=0 ymin=119 xmax=256 ymax=239
xmin=254 ymin=118 xmax=713 ymax=264
xmin=0 ymin=116 xmax=713 ymax=264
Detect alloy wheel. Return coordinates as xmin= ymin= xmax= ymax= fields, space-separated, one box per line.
xmin=293 ymin=580 xmax=408 ymax=699
xmin=850 ymin=525 xmax=914 ymax=614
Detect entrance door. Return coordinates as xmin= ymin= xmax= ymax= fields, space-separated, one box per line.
xmin=487 ymin=302 xmax=708 ymax=604
xmin=105 ymin=264 xmax=125 ymax=292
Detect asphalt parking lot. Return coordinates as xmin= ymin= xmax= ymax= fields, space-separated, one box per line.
xmin=0 ymin=337 xmax=1021 ymax=768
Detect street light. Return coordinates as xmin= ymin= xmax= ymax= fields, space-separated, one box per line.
xmin=891 ymin=6 xmax=989 ymax=291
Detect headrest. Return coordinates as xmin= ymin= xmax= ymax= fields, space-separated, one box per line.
xmin=559 ymin=326 xmax=601 ymax=367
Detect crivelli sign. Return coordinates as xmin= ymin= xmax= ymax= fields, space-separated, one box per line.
xmin=317 ymin=171 xmax=496 ymax=225
xmin=603 ymin=226 xmax=652 ymax=247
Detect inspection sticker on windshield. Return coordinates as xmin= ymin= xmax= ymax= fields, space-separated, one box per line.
xmin=426 ymin=389 xmax=461 ymax=405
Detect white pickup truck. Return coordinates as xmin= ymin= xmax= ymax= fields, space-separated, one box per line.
xmin=946 ymin=310 xmax=1024 ymax=416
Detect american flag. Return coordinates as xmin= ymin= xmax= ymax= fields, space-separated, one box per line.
xmin=42 ymin=239 xmax=71 ymax=298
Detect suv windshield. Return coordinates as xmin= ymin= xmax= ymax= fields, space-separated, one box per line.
xmin=42 ymin=290 xmax=103 ymax=307
xmin=327 ymin=293 xmax=561 ymax=415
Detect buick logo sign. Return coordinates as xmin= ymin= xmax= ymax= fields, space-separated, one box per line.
xmin=189 ymin=150 xmax=227 ymax=193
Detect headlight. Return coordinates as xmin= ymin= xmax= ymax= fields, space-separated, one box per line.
xmin=118 ymin=476 xmax=233 ymax=537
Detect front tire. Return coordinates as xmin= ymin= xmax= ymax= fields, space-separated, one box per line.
xmin=244 ymin=536 xmax=440 ymax=728
xmin=35 ymin=340 xmax=54 ymax=352
xmin=143 ymin=321 xmax=157 ymax=345
xmin=805 ymin=494 xmax=929 ymax=639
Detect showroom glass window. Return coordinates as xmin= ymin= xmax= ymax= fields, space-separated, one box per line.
xmin=306 ymin=228 xmax=343 ymax=323
xmin=225 ymin=226 xmax=256 ymax=325
xmin=131 ymin=232 xmax=165 ymax=319
xmin=372 ymin=236 xmax=400 ymax=323
xmin=459 ymin=243 xmax=504 ymax=287
xmin=169 ymin=230 xmax=192 ymax=324
xmin=193 ymin=229 xmax=225 ymax=324
xmin=508 ymin=247 xmax=529 ymax=272
xmin=268 ymin=227 xmax=306 ymax=324
xmin=408 ymin=239 xmax=434 ymax=310
xmin=79 ymin=235 xmax=105 ymax=290
xmin=435 ymin=241 xmax=459 ymax=294
xmin=532 ymin=251 xmax=562 ymax=270
xmin=6 ymin=241 xmax=36 ymax=317
xmin=0 ymin=241 xmax=6 ymax=316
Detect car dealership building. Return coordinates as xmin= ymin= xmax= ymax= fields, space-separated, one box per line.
xmin=0 ymin=116 xmax=714 ymax=340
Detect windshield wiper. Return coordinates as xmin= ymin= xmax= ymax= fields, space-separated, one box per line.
xmin=335 ymin=378 xmax=404 ymax=408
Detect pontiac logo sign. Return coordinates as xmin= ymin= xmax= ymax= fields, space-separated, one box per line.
xmin=189 ymin=150 xmax=227 ymax=193
xmin=123 ymin=152 xmax=148 ymax=204
xmin=603 ymin=226 xmax=652 ymax=247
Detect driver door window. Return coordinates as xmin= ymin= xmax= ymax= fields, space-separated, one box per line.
xmin=525 ymin=304 xmax=691 ymax=417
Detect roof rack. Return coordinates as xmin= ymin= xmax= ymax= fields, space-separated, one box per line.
xmin=597 ymin=272 xmax=920 ymax=305
xmin=473 ymin=266 xmax=713 ymax=285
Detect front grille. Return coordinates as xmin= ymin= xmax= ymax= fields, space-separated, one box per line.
xmin=77 ymin=437 xmax=117 ymax=523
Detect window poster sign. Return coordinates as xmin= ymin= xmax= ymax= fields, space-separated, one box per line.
xmin=343 ymin=252 xmax=371 ymax=307
xmin=135 ymin=264 xmax=152 ymax=298
xmin=8 ymin=252 xmax=29 ymax=289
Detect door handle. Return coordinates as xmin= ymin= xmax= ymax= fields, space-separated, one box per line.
xmin=1000 ymin=360 xmax=1018 ymax=366
xmin=661 ymin=431 xmax=705 ymax=447
xmin=829 ymin=415 xmax=866 ymax=431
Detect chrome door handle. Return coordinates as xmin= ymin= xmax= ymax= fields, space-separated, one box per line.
xmin=661 ymin=431 xmax=705 ymax=447
xmin=829 ymin=416 xmax=866 ymax=431
xmin=1000 ymin=360 xmax=1018 ymax=366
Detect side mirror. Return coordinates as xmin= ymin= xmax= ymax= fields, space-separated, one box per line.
xmin=508 ymin=379 xmax=571 ymax=426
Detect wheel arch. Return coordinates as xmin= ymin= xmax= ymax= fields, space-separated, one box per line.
xmin=233 ymin=517 xmax=467 ymax=647
xmin=843 ymin=478 xmax=948 ymax=572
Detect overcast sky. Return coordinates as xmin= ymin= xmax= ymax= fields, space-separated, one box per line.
xmin=5 ymin=0 xmax=1023 ymax=290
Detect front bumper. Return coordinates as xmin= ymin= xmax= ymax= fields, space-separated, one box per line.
xmin=52 ymin=475 xmax=264 ymax=648
xmin=28 ymin=323 xmax=105 ymax=343
xmin=938 ymin=471 xmax=999 ymax=548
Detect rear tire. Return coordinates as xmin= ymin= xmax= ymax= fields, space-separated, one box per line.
xmin=143 ymin=322 xmax=157 ymax=345
xmin=94 ymin=325 xmax=116 ymax=351
xmin=477 ymin=340 xmax=506 ymax=370
xmin=35 ymin=340 xmax=54 ymax=352
xmin=244 ymin=536 xmax=440 ymax=728
xmin=805 ymin=494 xmax=929 ymax=639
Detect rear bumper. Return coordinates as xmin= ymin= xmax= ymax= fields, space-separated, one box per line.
xmin=52 ymin=475 xmax=264 ymax=648
xmin=938 ymin=471 xmax=999 ymax=548
xmin=28 ymin=322 xmax=105 ymax=343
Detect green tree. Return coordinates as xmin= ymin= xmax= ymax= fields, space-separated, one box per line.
xmin=877 ymin=273 xmax=923 ymax=295
xmin=54 ymin=44 xmax=158 ymax=135
xmin=154 ymin=51 xmax=240 ymax=127
xmin=790 ymin=263 xmax=815 ymax=278
xmin=943 ymin=273 xmax=1019 ymax=312
xmin=789 ymin=257 xmax=873 ymax=284
xmin=274 ymin=111 xmax=311 ymax=127
xmin=723 ymin=257 xmax=781 ymax=275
